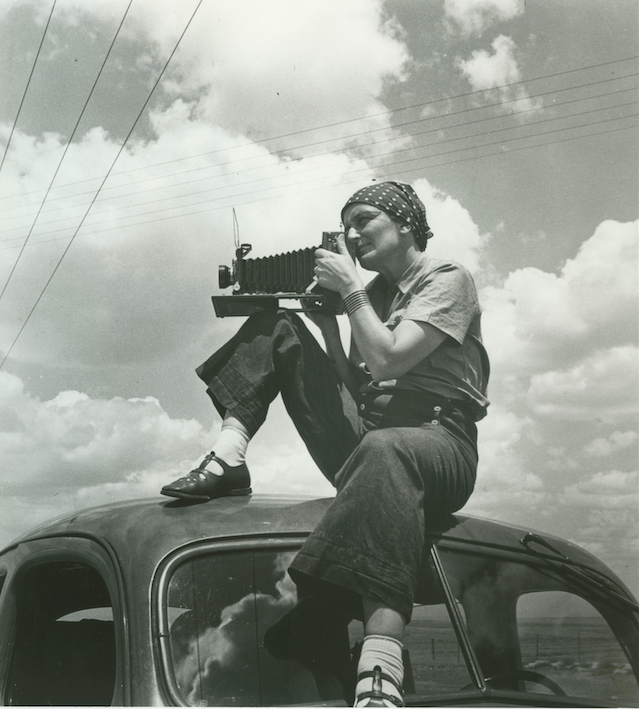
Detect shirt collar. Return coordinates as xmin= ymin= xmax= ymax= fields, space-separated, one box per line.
xmin=392 ymin=252 xmax=431 ymax=294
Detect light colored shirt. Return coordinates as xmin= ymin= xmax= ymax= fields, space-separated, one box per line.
xmin=349 ymin=253 xmax=490 ymax=420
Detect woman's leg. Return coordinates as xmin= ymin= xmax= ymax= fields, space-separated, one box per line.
xmin=363 ymin=599 xmax=405 ymax=641
xmin=162 ymin=309 xmax=363 ymax=499
xmin=356 ymin=598 xmax=406 ymax=707
xmin=291 ymin=424 xmax=475 ymax=617
xmin=290 ymin=420 xmax=476 ymax=704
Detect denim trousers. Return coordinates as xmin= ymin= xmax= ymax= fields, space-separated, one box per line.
xmin=196 ymin=309 xmax=478 ymax=621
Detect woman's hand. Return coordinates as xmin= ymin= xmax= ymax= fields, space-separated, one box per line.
xmin=301 ymin=300 xmax=340 ymax=337
xmin=314 ymin=233 xmax=362 ymax=298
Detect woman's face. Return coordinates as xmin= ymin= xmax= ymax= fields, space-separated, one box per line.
xmin=342 ymin=203 xmax=407 ymax=274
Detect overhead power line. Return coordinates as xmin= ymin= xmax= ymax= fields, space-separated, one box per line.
xmin=1 ymin=91 xmax=635 ymax=241
xmin=1 ymin=55 xmax=636 ymax=207
xmin=0 ymin=0 xmax=134 ymax=302
xmin=0 ymin=0 xmax=57 ymax=176
xmin=4 ymin=82 xmax=637 ymax=236
xmin=1 ymin=116 xmax=634 ymax=251
xmin=0 ymin=0 xmax=204 ymax=370
xmin=0 ymin=72 xmax=635 ymax=241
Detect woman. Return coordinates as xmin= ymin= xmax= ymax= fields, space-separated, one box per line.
xmin=162 ymin=181 xmax=489 ymax=706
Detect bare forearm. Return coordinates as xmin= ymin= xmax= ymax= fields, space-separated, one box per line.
xmin=346 ymin=304 xmax=399 ymax=380
xmin=345 ymin=295 xmax=447 ymax=381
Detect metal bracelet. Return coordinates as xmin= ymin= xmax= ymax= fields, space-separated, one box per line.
xmin=343 ymin=290 xmax=371 ymax=316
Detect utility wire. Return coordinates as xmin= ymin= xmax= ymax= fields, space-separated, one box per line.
xmin=3 ymin=95 xmax=635 ymax=238
xmin=1 ymin=55 xmax=636 ymax=206
xmin=2 ymin=72 xmax=635 ymax=221
xmin=0 ymin=0 xmax=204 ymax=370
xmin=89 ymin=53 xmax=639 ymax=176
xmin=0 ymin=72 xmax=635 ymax=238
xmin=1 ymin=117 xmax=634 ymax=251
xmin=0 ymin=0 xmax=134 ymax=302
xmin=0 ymin=0 xmax=57 ymax=176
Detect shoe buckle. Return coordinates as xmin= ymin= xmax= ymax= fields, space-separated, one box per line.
xmin=372 ymin=666 xmax=383 ymax=695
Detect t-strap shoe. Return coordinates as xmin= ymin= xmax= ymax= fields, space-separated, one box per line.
xmin=161 ymin=452 xmax=251 ymax=501
xmin=355 ymin=666 xmax=405 ymax=707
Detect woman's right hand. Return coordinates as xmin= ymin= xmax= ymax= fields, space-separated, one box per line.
xmin=301 ymin=300 xmax=339 ymax=337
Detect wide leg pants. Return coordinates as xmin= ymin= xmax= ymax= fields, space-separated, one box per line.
xmin=196 ymin=309 xmax=478 ymax=620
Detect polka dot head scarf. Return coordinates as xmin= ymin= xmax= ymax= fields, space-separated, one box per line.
xmin=341 ymin=181 xmax=433 ymax=250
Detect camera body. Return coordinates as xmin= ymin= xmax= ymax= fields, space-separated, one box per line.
xmin=212 ymin=232 xmax=347 ymax=317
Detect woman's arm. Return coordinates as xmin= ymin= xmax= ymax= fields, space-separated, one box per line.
xmin=347 ymin=311 xmax=446 ymax=381
xmin=313 ymin=236 xmax=446 ymax=382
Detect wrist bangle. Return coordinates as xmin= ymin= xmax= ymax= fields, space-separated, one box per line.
xmin=343 ymin=289 xmax=370 ymax=316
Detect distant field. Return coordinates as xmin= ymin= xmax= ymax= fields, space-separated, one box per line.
xmin=398 ymin=617 xmax=638 ymax=706
xmin=518 ymin=617 xmax=637 ymax=706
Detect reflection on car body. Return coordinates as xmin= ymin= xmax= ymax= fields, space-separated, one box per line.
xmin=0 ymin=495 xmax=637 ymax=706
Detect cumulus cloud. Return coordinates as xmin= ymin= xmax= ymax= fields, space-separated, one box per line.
xmin=463 ymin=404 xmax=546 ymax=523
xmin=473 ymin=218 xmax=638 ymax=552
xmin=584 ymin=430 xmax=638 ymax=457
xmin=0 ymin=0 xmax=412 ymax=373
xmin=481 ymin=219 xmax=639 ymax=376
xmin=0 ymin=114 xmax=369 ymax=370
xmin=0 ymin=371 xmax=334 ymax=548
xmin=413 ymin=178 xmax=490 ymax=273
xmin=456 ymin=35 xmax=542 ymax=115
xmin=0 ymin=370 xmax=208 ymax=494
xmin=561 ymin=471 xmax=639 ymax=585
xmin=179 ymin=0 xmax=409 ymax=145
xmin=7 ymin=0 xmax=407 ymax=148
xmin=527 ymin=346 xmax=638 ymax=420
xmin=444 ymin=0 xmax=524 ymax=35
xmin=565 ymin=470 xmax=638 ymax=510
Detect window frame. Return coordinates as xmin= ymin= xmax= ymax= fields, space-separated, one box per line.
xmin=153 ymin=534 xmax=639 ymax=708
xmin=0 ymin=536 xmax=128 ymax=706
xmin=432 ymin=542 xmax=639 ymax=706
xmin=153 ymin=535 xmax=307 ymax=707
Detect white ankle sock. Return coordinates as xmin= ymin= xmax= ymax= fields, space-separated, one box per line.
xmin=206 ymin=424 xmax=251 ymax=472
xmin=355 ymin=635 xmax=404 ymax=706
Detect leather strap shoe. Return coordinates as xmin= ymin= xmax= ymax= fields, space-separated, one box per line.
xmin=355 ymin=667 xmax=405 ymax=707
xmin=161 ymin=452 xmax=251 ymax=501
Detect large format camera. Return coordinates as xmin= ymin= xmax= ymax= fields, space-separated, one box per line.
xmin=212 ymin=232 xmax=351 ymax=317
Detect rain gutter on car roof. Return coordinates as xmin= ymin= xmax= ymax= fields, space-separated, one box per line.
xmin=520 ymin=532 xmax=639 ymax=613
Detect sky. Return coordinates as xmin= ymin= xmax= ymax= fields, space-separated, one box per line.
xmin=0 ymin=0 xmax=637 ymax=596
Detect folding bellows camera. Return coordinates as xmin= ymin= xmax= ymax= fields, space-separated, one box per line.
xmin=212 ymin=232 xmax=346 ymax=317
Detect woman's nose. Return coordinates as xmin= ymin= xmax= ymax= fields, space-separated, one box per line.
xmin=346 ymin=227 xmax=360 ymax=242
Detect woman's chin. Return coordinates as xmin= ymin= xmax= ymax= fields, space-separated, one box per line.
xmin=357 ymin=250 xmax=377 ymax=271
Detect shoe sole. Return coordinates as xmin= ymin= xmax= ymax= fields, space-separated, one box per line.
xmin=161 ymin=487 xmax=252 ymax=501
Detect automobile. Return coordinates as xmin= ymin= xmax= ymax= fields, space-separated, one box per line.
xmin=0 ymin=494 xmax=637 ymax=707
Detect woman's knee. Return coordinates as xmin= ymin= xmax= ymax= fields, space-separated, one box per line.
xmin=356 ymin=428 xmax=406 ymax=458
xmin=335 ymin=429 xmax=417 ymax=490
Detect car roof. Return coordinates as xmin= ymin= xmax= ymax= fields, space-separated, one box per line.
xmin=1 ymin=494 xmax=633 ymax=599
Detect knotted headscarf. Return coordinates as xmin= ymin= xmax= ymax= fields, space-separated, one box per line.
xmin=341 ymin=181 xmax=433 ymax=250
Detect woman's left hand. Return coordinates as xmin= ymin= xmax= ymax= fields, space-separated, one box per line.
xmin=314 ymin=233 xmax=362 ymax=297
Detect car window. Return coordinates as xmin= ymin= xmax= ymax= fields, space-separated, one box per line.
xmin=166 ymin=548 xmax=320 ymax=706
xmin=437 ymin=548 xmax=639 ymax=704
xmin=518 ymin=591 xmax=637 ymax=706
xmin=163 ymin=546 xmax=474 ymax=706
xmin=7 ymin=560 xmax=116 ymax=706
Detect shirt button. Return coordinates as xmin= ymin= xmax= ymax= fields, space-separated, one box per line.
xmin=359 ymin=404 xmax=366 ymax=411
